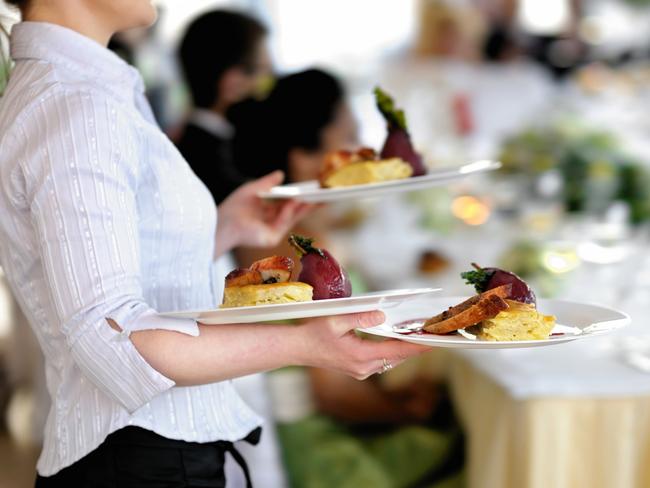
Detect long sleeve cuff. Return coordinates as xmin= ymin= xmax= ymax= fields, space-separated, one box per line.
xmin=70 ymin=314 xmax=176 ymax=413
xmin=67 ymin=302 xmax=199 ymax=413
xmin=108 ymin=303 xmax=199 ymax=338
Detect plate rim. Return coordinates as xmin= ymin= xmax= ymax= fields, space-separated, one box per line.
xmin=360 ymin=324 xmax=584 ymax=346
xmin=160 ymin=287 xmax=442 ymax=318
xmin=259 ymin=160 xmax=501 ymax=199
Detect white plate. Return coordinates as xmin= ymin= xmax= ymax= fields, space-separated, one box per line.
xmin=360 ymin=296 xmax=630 ymax=349
xmin=259 ymin=160 xmax=501 ymax=202
xmin=161 ymin=288 xmax=441 ymax=324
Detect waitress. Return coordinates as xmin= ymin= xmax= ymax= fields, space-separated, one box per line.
xmin=0 ymin=1 xmax=429 ymax=486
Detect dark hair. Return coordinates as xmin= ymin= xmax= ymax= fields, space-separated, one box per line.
xmin=4 ymin=0 xmax=27 ymax=9
xmin=233 ymin=69 xmax=345 ymax=181
xmin=483 ymin=25 xmax=516 ymax=61
xmin=179 ymin=10 xmax=267 ymax=109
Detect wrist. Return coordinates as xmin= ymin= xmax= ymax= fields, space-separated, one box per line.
xmin=282 ymin=323 xmax=313 ymax=368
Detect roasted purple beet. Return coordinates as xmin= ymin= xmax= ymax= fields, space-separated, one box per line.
xmin=375 ymin=87 xmax=427 ymax=177
xmin=289 ymin=234 xmax=352 ymax=300
xmin=461 ymin=263 xmax=536 ymax=305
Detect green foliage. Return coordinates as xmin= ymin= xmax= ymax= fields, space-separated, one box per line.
xmin=278 ymin=415 xmax=458 ymax=488
xmin=374 ymin=86 xmax=408 ymax=131
xmin=288 ymin=234 xmax=324 ymax=257
xmin=460 ymin=269 xmax=491 ymax=293
xmin=0 ymin=24 xmax=11 ymax=97
xmin=499 ymin=123 xmax=650 ymax=224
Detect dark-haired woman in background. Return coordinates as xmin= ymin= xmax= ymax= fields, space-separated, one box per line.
xmin=233 ymin=68 xmax=358 ymax=266
xmin=0 ymin=2 xmax=430 ymax=486
xmin=235 ymin=68 xmax=358 ymax=183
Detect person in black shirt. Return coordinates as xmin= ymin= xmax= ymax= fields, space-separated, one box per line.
xmin=176 ymin=10 xmax=271 ymax=204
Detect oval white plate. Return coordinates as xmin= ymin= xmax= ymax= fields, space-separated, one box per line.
xmin=360 ymin=296 xmax=630 ymax=349
xmin=161 ymin=288 xmax=441 ymax=324
xmin=259 ymin=160 xmax=501 ymax=203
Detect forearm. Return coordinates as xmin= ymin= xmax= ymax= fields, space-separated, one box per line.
xmin=123 ymin=310 xmax=430 ymax=388
xmin=130 ymin=323 xmax=304 ymax=386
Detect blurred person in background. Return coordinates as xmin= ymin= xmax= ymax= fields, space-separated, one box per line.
xmin=176 ymin=9 xmax=272 ymax=205
xmin=414 ymin=0 xmax=486 ymax=61
xmin=235 ymin=68 xmax=463 ymax=488
xmin=234 ymin=69 xmax=358 ymax=184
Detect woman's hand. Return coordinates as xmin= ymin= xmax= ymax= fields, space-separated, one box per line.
xmin=294 ymin=311 xmax=432 ymax=380
xmin=214 ymin=171 xmax=315 ymax=258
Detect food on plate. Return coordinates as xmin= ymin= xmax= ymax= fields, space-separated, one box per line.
xmin=222 ymin=282 xmax=313 ymax=308
xmin=423 ymin=265 xmax=555 ymax=340
xmin=418 ymin=250 xmax=450 ymax=274
xmin=374 ymin=86 xmax=427 ymax=177
xmin=224 ymin=268 xmax=264 ymax=288
xmin=461 ymin=262 xmax=536 ymax=305
xmin=250 ymin=256 xmax=294 ymax=283
xmin=319 ymin=147 xmax=412 ymax=188
xmin=222 ymin=256 xmax=313 ymax=308
xmin=423 ymin=285 xmax=510 ymax=334
xmin=289 ymin=234 xmax=352 ymax=300
xmin=466 ymin=299 xmax=556 ymax=341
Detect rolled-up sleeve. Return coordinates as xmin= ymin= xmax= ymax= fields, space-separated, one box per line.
xmin=19 ymin=89 xmax=197 ymax=412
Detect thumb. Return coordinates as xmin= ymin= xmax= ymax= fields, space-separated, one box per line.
xmin=248 ymin=170 xmax=285 ymax=191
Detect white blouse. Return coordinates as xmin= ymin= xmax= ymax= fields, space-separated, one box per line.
xmin=0 ymin=22 xmax=261 ymax=476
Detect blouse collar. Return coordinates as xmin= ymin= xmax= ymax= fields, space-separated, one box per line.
xmin=11 ymin=21 xmax=144 ymax=99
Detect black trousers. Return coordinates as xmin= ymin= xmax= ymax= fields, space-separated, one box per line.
xmin=35 ymin=426 xmax=261 ymax=488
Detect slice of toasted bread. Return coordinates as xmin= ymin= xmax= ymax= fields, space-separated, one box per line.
xmin=424 ymin=285 xmax=511 ymax=327
xmin=423 ymin=287 xmax=511 ymax=334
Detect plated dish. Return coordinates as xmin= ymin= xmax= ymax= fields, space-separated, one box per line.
xmin=259 ymin=160 xmax=501 ymax=203
xmin=221 ymin=234 xmax=353 ymax=308
xmin=360 ymin=264 xmax=630 ymax=349
xmin=163 ymin=233 xmax=439 ymax=323
xmin=260 ymin=87 xmax=500 ymax=202
xmin=360 ymin=298 xmax=630 ymax=349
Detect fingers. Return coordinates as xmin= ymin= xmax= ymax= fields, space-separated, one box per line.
xmin=368 ymin=339 xmax=432 ymax=362
xmin=356 ymin=310 xmax=386 ymax=329
xmin=303 ymin=312 xmax=428 ymax=380
xmin=348 ymin=341 xmax=430 ymax=380
xmin=347 ymin=337 xmax=430 ymax=372
xmin=270 ymin=199 xmax=302 ymax=232
xmin=292 ymin=202 xmax=317 ymax=222
xmin=331 ymin=310 xmax=386 ymax=335
xmin=390 ymin=339 xmax=433 ymax=357
xmin=268 ymin=200 xmax=316 ymax=240
xmin=247 ymin=170 xmax=285 ymax=192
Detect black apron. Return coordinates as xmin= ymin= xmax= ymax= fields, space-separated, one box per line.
xmin=35 ymin=426 xmax=262 ymax=488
